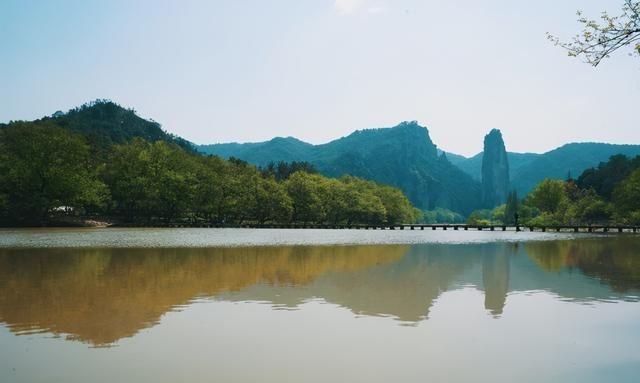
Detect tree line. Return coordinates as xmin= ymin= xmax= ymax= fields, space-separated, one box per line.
xmin=467 ymin=154 xmax=640 ymax=226
xmin=0 ymin=123 xmax=418 ymax=226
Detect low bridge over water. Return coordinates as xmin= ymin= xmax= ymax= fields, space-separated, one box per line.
xmin=119 ymin=223 xmax=640 ymax=233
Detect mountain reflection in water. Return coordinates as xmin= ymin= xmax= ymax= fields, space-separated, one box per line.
xmin=0 ymin=237 xmax=639 ymax=347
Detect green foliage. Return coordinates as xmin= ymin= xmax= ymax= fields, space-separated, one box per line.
xmin=101 ymin=139 xmax=197 ymax=222
xmin=285 ymin=172 xmax=327 ymax=223
xmin=0 ymin=122 xmax=108 ymax=225
xmin=504 ymin=191 xmax=519 ymax=225
xmin=526 ymin=212 xmax=563 ymax=227
xmin=253 ymin=177 xmax=293 ymax=223
xmin=467 ymin=210 xmax=494 ymax=225
xmin=491 ymin=204 xmax=506 ymax=224
xmin=526 ymin=179 xmax=568 ymax=214
xmin=566 ymin=190 xmax=612 ymax=224
xmin=577 ymin=155 xmax=640 ymax=199
xmin=420 ymin=208 xmax=465 ymax=224
xmin=260 ymin=161 xmax=317 ymax=181
xmin=612 ymin=169 xmax=640 ymax=223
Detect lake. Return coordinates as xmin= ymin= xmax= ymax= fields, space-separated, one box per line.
xmin=1 ymin=229 xmax=639 ymax=382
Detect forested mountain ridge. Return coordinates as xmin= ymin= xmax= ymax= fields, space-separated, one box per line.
xmin=0 ymin=100 xmax=196 ymax=154
xmin=200 ymin=122 xmax=482 ymax=215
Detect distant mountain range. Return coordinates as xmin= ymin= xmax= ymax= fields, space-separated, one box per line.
xmin=199 ymin=123 xmax=640 ymax=210
xmin=447 ymin=143 xmax=640 ymax=196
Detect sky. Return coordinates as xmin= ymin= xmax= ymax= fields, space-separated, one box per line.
xmin=1 ymin=0 xmax=639 ymax=157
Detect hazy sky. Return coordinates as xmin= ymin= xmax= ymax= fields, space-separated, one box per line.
xmin=1 ymin=0 xmax=639 ymax=156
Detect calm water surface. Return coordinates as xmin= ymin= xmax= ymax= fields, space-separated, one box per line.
xmin=1 ymin=229 xmax=639 ymax=382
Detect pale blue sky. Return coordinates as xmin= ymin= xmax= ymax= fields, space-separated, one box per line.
xmin=1 ymin=0 xmax=638 ymax=156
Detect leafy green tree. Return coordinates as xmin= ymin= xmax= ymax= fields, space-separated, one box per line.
xmin=322 ymin=178 xmax=350 ymax=224
xmin=420 ymin=208 xmax=464 ymax=224
xmin=285 ymin=172 xmax=326 ymax=223
xmin=612 ymin=169 xmax=640 ymax=223
xmin=566 ymin=190 xmax=612 ymax=224
xmin=527 ymin=212 xmax=563 ymax=227
xmin=103 ymin=139 xmax=196 ymax=222
xmin=373 ymin=184 xmax=416 ymax=224
xmin=0 ymin=122 xmax=107 ymax=225
xmin=577 ymin=155 xmax=640 ymax=200
xmin=253 ymin=177 xmax=293 ymax=223
xmin=101 ymin=139 xmax=151 ymax=221
xmin=340 ymin=179 xmax=386 ymax=225
xmin=548 ymin=1 xmax=640 ymax=66
xmin=467 ymin=209 xmax=493 ymax=225
xmin=525 ymin=179 xmax=568 ymax=214
xmin=504 ymin=191 xmax=519 ymax=225
xmin=491 ymin=204 xmax=506 ymax=224
xmin=192 ymin=155 xmax=228 ymax=223
xmin=143 ymin=141 xmax=197 ymax=222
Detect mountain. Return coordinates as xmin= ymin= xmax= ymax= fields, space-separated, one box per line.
xmin=448 ymin=143 xmax=640 ymax=196
xmin=510 ymin=143 xmax=640 ymax=196
xmin=199 ymin=121 xmax=482 ymax=214
xmin=198 ymin=137 xmax=312 ymax=165
xmin=0 ymin=100 xmax=195 ymax=153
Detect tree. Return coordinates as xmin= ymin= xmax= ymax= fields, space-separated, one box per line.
xmin=612 ymin=168 xmax=640 ymax=222
xmin=526 ymin=179 xmax=568 ymax=214
xmin=285 ymin=172 xmax=326 ymax=223
xmin=466 ymin=209 xmax=493 ymax=225
xmin=504 ymin=191 xmax=519 ymax=225
xmin=548 ymin=1 xmax=640 ymax=66
xmin=192 ymin=155 xmax=228 ymax=223
xmin=101 ymin=139 xmax=152 ymax=221
xmin=566 ymin=189 xmax=612 ymax=224
xmin=576 ymin=154 xmax=640 ymax=200
xmin=0 ymin=122 xmax=107 ymax=225
xmin=373 ymin=184 xmax=416 ymax=224
xmin=103 ymin=139 xmax=196 ymax=222
xmin=261 ymin=161 xmax=317 ymax=181
xmin=253 ymin=177 xmax=293 ymax=224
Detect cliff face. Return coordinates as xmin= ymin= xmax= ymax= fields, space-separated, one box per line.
xmin=481 ymin=129 xmax=510 ymax=208
xmin=313 ymin=122 xmax=481 ymax=215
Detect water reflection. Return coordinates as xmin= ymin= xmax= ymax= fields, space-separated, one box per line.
xmin=0 ymin=237 xmax=639 ymax=346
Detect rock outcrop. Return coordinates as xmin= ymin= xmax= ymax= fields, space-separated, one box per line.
xmin=481 ymin=129 xmax=510 ymax=208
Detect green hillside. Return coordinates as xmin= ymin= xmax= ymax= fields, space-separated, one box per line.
xmin=1 ymin=100 xmax=196 ymax=155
